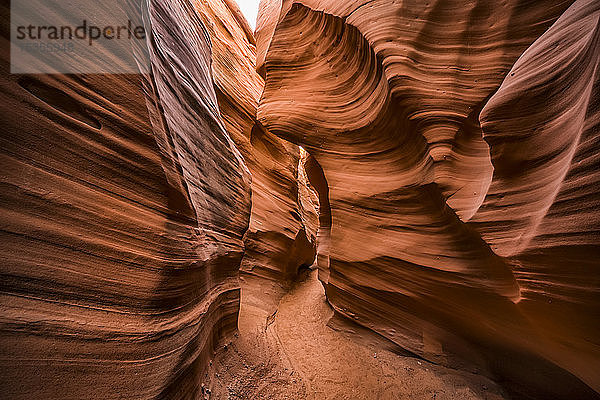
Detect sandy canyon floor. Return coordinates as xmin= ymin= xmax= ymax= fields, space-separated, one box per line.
xmin=207 ymin=269 xmax=506 ymax=400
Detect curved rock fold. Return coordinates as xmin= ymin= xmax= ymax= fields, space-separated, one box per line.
xmin=256 ymin=0 xmax=600 ymax=398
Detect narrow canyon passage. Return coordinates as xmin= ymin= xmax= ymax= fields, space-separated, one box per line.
xmin=208 ymin=268 xmax=506 ymax=400
xmin=1 ymin=0 xmax=599 ymax=398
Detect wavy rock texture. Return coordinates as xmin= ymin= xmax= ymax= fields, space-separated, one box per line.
xmin=257 ymin=0 xmax=599 ymax=398
xmin=0 ymin=0 xmax=251 ymax=398
xmin=193 ymin=0 xmax=316 ymax=316
xmin=470 ymin=0 xmax=600 ymax=393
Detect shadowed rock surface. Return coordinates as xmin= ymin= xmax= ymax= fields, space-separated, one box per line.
xmin=0 ymin=0 xmax=250 ymax=398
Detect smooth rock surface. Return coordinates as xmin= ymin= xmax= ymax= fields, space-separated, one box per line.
xmin=0 ymin=0 xmax=250 ymax=398
xmin=256 ymin=0 xmax=600 ymax=398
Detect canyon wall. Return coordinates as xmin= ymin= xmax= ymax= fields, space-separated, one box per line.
xmin=0 ymin=0 xmax=251 ymax=398
xmin=193 ymin=0 xmax=317 ymax=320
xmin=256 ymin=0 xmax=600 ymax=398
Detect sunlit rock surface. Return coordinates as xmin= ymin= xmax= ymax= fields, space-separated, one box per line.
xmin=256 ymin=0 xmax=600 ymax=398
xmin=0 ymin=0 xmax=251 ymax=398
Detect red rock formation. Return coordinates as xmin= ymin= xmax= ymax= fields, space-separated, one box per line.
xmin=194 ymin=0 xmax=316 ymax=291
xmin=471 ymin=0 xmax=600 ymax=393
xmin=256 ymin=0 xmax=599 ymax=398
xmin=0 ymin=0 xmax=250 ymax=398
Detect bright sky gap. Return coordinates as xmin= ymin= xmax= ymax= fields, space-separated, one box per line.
xmin=236 ymin=0 xmax=260 ymax=30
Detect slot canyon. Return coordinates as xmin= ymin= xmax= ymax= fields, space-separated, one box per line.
xmin=0 ymin=0 xmax=599 ymax=399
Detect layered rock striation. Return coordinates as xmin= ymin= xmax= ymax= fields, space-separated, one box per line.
xmin=0 ymin=0 xmax=251 ymax=398
xmin=193 ymin=0 xmax=317 ymax=318
xmin=256 ymin=0 xmax=600 ymax=398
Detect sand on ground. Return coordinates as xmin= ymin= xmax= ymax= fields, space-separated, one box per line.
xmin=207 ymin=269 xmax=506 ymax=400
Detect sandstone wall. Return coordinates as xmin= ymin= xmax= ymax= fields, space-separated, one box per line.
xmin=256 ymin=0 xmax=600 ymax=398
xmin=0 ymin=0 xmax=251 ymax=398
xmin=193 ymin=0 xmax=316 ymax=296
